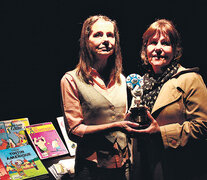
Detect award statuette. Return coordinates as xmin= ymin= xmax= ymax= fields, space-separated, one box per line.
xmin=126 ymin=74 xmax=149 ymax=126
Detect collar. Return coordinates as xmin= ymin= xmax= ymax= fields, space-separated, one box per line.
xmin=90 ymin=68 xmax=115 ymax=89
xmin=151 ymin=65 xmax=199 ymax=114
xmin=172 ymin=65 xmax=199 ymax=78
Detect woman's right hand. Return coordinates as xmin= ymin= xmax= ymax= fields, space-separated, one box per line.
xmin=116 ymin=121 xmax=140 ymax=133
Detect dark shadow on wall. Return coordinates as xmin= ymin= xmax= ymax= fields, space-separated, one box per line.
xmin=1 ymin=0 xmax=206 ymax=124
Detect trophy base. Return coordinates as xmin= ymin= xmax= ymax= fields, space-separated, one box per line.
xmin=130 ymin=106 xmax=150 ymax=128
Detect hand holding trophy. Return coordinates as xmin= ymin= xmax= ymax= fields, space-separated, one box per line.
xmin=126 ymin=74 xmax=149 ymax=128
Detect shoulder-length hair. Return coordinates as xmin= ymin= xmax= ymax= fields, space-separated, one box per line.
xmin=140 ymin=19 xmax=182 ymax=66
xmin=76 ymin=15 xmax=123 ymax=84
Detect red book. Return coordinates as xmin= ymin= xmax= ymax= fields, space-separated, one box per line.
xmin=0 ymin=158 xmax=10 ymax=180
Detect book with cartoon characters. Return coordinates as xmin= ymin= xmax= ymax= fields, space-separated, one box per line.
xmin=2 ymin=118 xmax=30 ymax=148
xmin=25 ymin=122 xmax=68 ymax=159
xmin=0 ymin=157 xmax=10 ymax=180
xmin=0 ymin=144 xmax=48 ymax=180
xmin=0 ymin=122 xmax=10 ymax=150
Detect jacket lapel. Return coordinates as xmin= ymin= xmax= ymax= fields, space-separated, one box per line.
xmin=151 ymin=81 xmax=182 ymax=114
xmin=150 ymin=65 xmax=198 ymax=115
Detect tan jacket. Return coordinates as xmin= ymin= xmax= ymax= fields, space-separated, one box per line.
xmin=133 ymin=66 xmax=207 ymax=180
xmin=153 ymin=66 xmax=207 ymax=149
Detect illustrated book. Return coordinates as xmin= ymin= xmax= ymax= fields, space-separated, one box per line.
xmin=0 ymin=144 xmax=48 ymax=180
xmin=56 ymin=116 xmax=77 ymax=156
xmin=0 ymin=158 xmax=10 ymax=180
xmin=0 ymin=122 xmax=10 ymax=150
xmin=2 ymin=118 xmax=30 ymax=148
xmin=25 ymin=122 xmax=68 ymax=159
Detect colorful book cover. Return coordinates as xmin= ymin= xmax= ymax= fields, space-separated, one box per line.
xmin=3 ymin=118 xmax=30 ymax=148
xmin=0 ymin=122 xmax=10 ymax=150
xmin=25 ymin=122 xmax=68 ymax=159
xmin=0 ymin=158 xmax=11 ymax=180
xmin=56 ymin=117 xmax=77 ymax=156
xmin=0 ymin=145 xmax=48 ymax=180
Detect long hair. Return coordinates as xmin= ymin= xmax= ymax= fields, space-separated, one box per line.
xmin=76 ymin=15 xmax=123 ymax=84
xmin=140 ymin=19 xmax=182 ymax=66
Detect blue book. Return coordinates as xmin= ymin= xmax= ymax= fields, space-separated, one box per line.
xmin=0 ymin=122 xmax=10 ymax=150
xmin=3 ymin=118 xmax=30 ymax=148
xmin=0 ymin=144 xmax=49 ymax=180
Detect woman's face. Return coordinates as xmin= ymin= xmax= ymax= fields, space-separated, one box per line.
xmin=88 ymin=19 xmax=115 ymax=61
xmin=146 ymin=33 xmax=174 ymax=74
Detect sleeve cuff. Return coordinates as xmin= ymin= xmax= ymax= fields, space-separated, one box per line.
xmin=160 ymin=123 xmax=182 ymax=149
xmin=72 ymin=124 xmax=87 ymax=137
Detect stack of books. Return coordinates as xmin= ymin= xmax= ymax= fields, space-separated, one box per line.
xmin=0 ymin=117 xmax=76 ymax=180
xmin=0 ymin=118 xmax=49 ymax=180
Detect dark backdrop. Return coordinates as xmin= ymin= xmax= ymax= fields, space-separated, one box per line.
xmin=1 ymin=0 xmax=206 ymax=125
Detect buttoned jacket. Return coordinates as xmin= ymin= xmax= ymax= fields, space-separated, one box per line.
xmin=134 ymin=65 xmax=207 ymax=180
xmin=154 ymin=66 xmax=207 ymax=149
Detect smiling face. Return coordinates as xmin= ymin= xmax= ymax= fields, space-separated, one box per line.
xmin=146 ymin=33 xmax=174 ymax=74
xmin=88 ymin=19 xmax=115 ymax=61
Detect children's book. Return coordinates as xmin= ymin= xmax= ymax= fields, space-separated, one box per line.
xmin=3 ymin=118 xmax=30 ymax=148
xmin=25 ymin=122 xmax=68 ymax=159
xmin=0 ymin=122 xmax=10 ymax=150
xmin=56 ymin=116 xmax=77 ymax=156
xmin=0 ymin=144 xmax=48 ymax=180
xmin=0 ymin=158 xmax=11 ymax=180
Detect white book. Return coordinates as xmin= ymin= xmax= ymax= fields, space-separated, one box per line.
xmin=56 ymin=117 xmax=77 ymax=156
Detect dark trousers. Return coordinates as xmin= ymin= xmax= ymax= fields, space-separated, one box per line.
xmin=74 ymin=159 xmax=130 ymax=180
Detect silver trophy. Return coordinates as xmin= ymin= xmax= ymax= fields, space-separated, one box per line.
xmin=126 ymin=74 xmax=148 ymax=126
